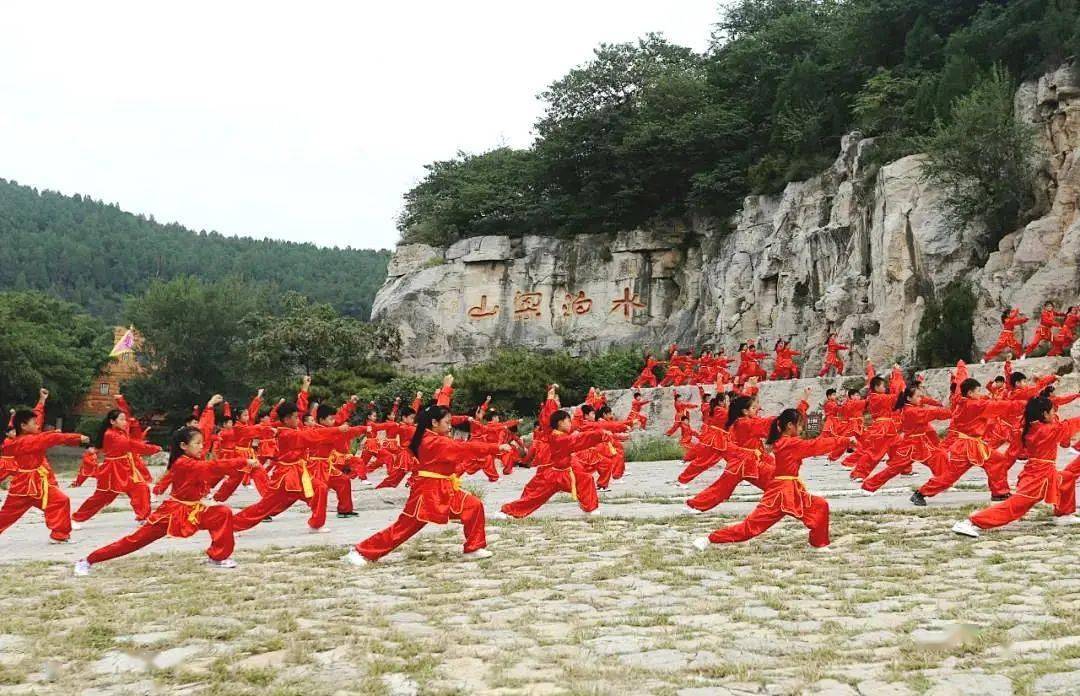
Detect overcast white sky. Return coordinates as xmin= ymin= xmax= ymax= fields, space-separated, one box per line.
xmin=1 ymin=1 xmax=721 ymax=251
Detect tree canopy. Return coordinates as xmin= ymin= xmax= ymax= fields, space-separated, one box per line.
xmin=398 ymin=0 xmax=1080 ymax=246
xmin=0 ymin=178 xmax=391 ymax=322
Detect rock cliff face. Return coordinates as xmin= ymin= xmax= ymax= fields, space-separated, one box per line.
xmin=375 ymin=65 xmax=1080 ymax=372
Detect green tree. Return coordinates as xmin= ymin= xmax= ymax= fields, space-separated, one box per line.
xmin=123 ymin=277 xmax=264 ymax=420
xmin=0 ymin=291 xmax=110 ymax=420
xmin=919 ymin=66 xmax=1037 ymax=242
xmin=916 ymin=281 xmax=976 ymax=368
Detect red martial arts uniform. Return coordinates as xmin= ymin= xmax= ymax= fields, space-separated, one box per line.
xmin=817 ymin=338 xmax=848 ymax=377
xmin=677 ymin=421 xmax=731 ymax=485
xmin=707 ymin=435 xmax=848 ymax=547
xmin=916 ymin=397 xmax=1026 ymax=500
xmin=73 ymin=428 xmax=161 ymax=523
xmin=847 ymin=369 xmax=906 ymax=480
xmin=861 ymin=404 xmax=951 ymax=492
xmin=501 ymin=429 xmax=611 ymax=517
xmin=212 ymin=423 xmax=276 ymax=501
xmin=1047 ymin=310 xmax=1079 ymax=357
xmin=632 ymin=357 xmax=662 ymax=389
xmin=355 ymin=432 xmax=500 ymax=560
xmin=86 ymin=455 xmax=250 ymax=565
xmin=308 ymin=411 xmax=367 ymax=518
xmin=0 ymin=431 xmax=83 ymax=541
xmin=983 ymin=309 xmax=1027 ymax=362
xmin=769 ymin=346 xmax=801 ymax=381
xmin=1024 ymin=308 xmax=1064 ymax=355
xmin=736 ymin=347 xmax=768 ymax=383
xmin=969 ymin=418 xmax=1080 ymax=529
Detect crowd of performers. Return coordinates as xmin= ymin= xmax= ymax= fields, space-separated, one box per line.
xmin=0 ymin=304 xmax=1078 ymax=573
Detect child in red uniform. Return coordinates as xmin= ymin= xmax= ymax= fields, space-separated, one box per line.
xmin=693 ymin=408 xmax=852 ymax=551
xmin=345 ymin=405 xmax=510 ymax=565
xmin=72 ymin=409 xmax=162 ymax=526
xmin=632 ymin=354 xmax=662 ymax=389
xmin=861 ymin=386 xmax=951 ymax=493
xmin=1023 ymin=301 xmax=1065 ymax=357
xmin=499 ymin=409 xmax=618 ymax=519
xmin=1047 ymin=306 xmax=1079 ymax=357
xmin=952 ymin=394 xmax=1080 ymax=537
xmin=74 ymin=426 xmax=259 ymax=575
xmin=817 ymin=334 xmax=848 ymax=377
xmin=769 ymin=340 xmax=801 ymax=380
xmin=0 ymin=409 xmax=89 ymax=543
xmin=982 ymin=308 xmax=1027 ymax=363
xmin=846 ymin=366 xmax=906 ymax=481
xmin=627 ymin=392 xmax=651 ymax=429
xmin=307 ymin=400 xmax=368 ymax=519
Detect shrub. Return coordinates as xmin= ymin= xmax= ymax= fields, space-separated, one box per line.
xmin=916 ymin=280 xmax=976 ymax=368
xmin=625 ymin=436 xmax=685 ymax=462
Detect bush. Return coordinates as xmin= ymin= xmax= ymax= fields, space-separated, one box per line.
xmin=916 ymin=280 xmax=976 ymax=368
xmin=624 ymin=436 xmax=685 ymax=462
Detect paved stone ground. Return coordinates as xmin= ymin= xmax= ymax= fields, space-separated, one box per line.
xmin=2 ymin=454 xmax=1080 ymax=695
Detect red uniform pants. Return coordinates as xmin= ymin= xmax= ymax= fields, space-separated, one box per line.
xmin=87 ymin=505 xmax=234 ymax=564
xmin=0 ymin=489 xmax=71 ymax=541
xmin=677 ymin=452 xmax=724 ymax=485
xmin=328 ymin=474 xmax=353 ymax=514
xmin=970 ymin=461 xmax=1080 ymax=529
xmin=817 ymin=357 xmax=844 ymax=377
xmin=918 ymin=452 xmax=1011 ymax=498
xmin=708 ymin=496 xmax=830 ymax=547
xmin=355 ymin=496 xmax=486 ymax=561
xmin=501 ymin=466 xmax=599 ymax=517
xmin=232 ymin=485 xmax=325 ymax=531
xmin=983 ymin=332 xmax=1022 ymax=361
xmin=73 ymin=482 xmax=151 ymax=523
xmin=213 ymin=465 xmax=270 ymax=503
xmin=1024 ymin=326 xmax=1054 ymax=355
xmin=687 ymin=465 xmax=773 ymax=512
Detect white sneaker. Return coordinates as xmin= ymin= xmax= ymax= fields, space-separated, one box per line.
xmin=208 ymin=558 xmax=237 ymax=569
xmin=952 ymin=520 xmax=980 ymax=538
xmin=583 ymin=508 xmax=600 ymax=516
xmin=343 ymin=548 xmax=369 ymax=566
xmin=685 ymin=506 xmax=702 ymax=515
xmin=672 ymin=481 xmax=688 ymax=489
xmin=358 ymin=480 xmax=375 ymax=488
xmin=811 ymin=545 xmax=833 ymax=553
xmin=862 ymin=489 xmax=877 ymax=497
xmin=1053 ymin=515 xmax=1080 ymax=526
xmin=308 ymin=526 xmax=331 ymax=534
xmin=49 ymin=537 xmax=71 ymax=545
xmin=980 ymin=359 xmax=986 ymax=365
xmin=691 ymin=537 xmax=710 ymax=552
xmin=70 ymin=521 xmax=84 ymax=531
xmin=73 ymin=559 xmax=90 ymax=576
xmin=487 ymin=511 xmax=508 ymax=520
xmin=463 ymin=548 xmax=493 ymax=560
xmin=1019 ymin=354 xmax=1027 ymax=361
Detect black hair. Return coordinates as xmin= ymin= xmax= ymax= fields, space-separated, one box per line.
xmin=959 ymin=378 xmax=980 ymax=397
xmin=737 ymin=342 xmax=747 ymax=352
xmin=1001 ymin=309 xmax=1011 ymax=322
xmin=1022 ymin=395 xmax=1053 ymax=441
xmin=11 ymin=409 xmax=36 ymax=435
xmin=1008 ymin=371 xmax=1026 ymax=387
xmin=993 ymin=376 xmax=1005 ymax=383
xmin=894 ymin=385 xmax=918 ymax=411
xmin=726 ymin=395 xmax=755 ymax=429
xmin=825 ymin=388 xmax=836 ymax=397
xmin=169 ymin=426 xmax=203 ymax=468
xmin=277 ymin=403 xmax=299 ymax=421
xmin=549 ymin=409 xmax=571 ymax=431
xmin=766 ymin=408 xmax=802 ymax=444
xmin=596 ymin=405 xmax=612 ymax=419
xmin=315 ymin=404 xmax=336 ymax=422
xmin=580 ymin=404 xmax=594 ymax=416
xmin=707 ymin=393 xmax=727 ymax=416
xmin=409 ymin=404 xmax=449 ymax=456
xmin=93 ymin=409 xmax=123 ymax=448
xmin=869 ymin=376 xmax=886 ymax=392
xmin=847 ymin=388 xmax=860 ymax=397
xmin=633 ymin=391 xmax=641 ymax=398
xmin=774 ymin=338 xmax=783 ymax=351
xmin=399 ymin=405 xmax=416 ymax=419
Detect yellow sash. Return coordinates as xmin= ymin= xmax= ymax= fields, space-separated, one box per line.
xmin=17 ymin=467 xmax=51 ymax=507
xmin=171 ymin=497 xmax=205 ymax=525
xmin=416 ymin=470 xmax=461 ymax=490
xmin=948 ymin=430 xmax=990 ymax=460
xmin=106 ymin=453 xmax=142 ymax=484
xmin=278 ymin=459 xmax=314 ymax=497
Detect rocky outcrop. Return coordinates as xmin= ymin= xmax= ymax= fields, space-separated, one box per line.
xmin=375 ymin=64 xmax=1080 ymax=372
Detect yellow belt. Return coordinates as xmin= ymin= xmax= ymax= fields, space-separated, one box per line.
xmin=106 ymin=453 xmax=143 ymax=484
xmin=277 ymin=459 xmax=314 ymax=497
xmin=16 ymin=467 xmax=51 ymax=507
xmin=774 ymin=475 xmax=802 ymax=482
xmin=949 ymin=430 xmax=990 ymax=460
xmin=237 ymin=446 xmax=256 ymax=459
xmin=170 ymin=497 xmax=205 ymax=525
xmin=416 ymin=470 xmax=461 ymax=490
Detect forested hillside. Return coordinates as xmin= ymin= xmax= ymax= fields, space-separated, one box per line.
xmin=0 ymin=178 xmax=390 ymax=321
xmin=399 ymin=0 xmax=1080 ymax=246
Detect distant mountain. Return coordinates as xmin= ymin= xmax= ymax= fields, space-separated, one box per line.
xmin=0 ymin=178 xmax=390 ymax=320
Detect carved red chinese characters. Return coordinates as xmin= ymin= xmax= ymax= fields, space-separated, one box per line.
xmin=561 ymin=291 xmax=593 ymax=317
xmin=467 ymin=295 xmax=499 ymax=319
xmin=513 ymin=291 xmax=543 ymax=319
xmin=610 ymin=287 xmax=646 ymax=320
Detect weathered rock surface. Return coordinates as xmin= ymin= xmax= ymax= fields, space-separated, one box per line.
xmin=374 ymin=64 xmax=1080 ymax=371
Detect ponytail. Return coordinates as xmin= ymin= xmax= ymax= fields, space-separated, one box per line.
xmin=766 ymin=408 xmax=802 ymax=445
xmin=726 ymin=396 xmax=754 ymax=429
xmin=169 ymin=426 xmax=201 ymax=469
xmin=1022 ymin=396 xmax=1052 ymax=442
xmin=93 ymin=409 xmax=123 ymax=449
xmin=894 ymin=386 xmax=917 ymax=411
xmin=409 ymin=404 xmax=448 ymax=456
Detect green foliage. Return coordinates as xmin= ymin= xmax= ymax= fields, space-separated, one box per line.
xmin=0 ymin=291 xmax=110 ymax=418
xmin=916 ymin=280 xmax=976 ymax=368
xmin=919 ymin=66 xmax=1037 ymax=241
xmin=245 ymin=292 xmax=401 ymax=379
xmin=399 ymin=0 xmax=1080 ymax=243
xmin=0 ymin=178 xmax=390 ymax=322
xmin=624 ymin=437 xmax=685 ymax=463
